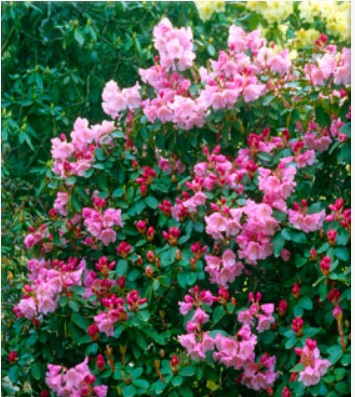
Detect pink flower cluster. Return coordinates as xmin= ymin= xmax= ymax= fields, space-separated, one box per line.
xmin=153 ymin=17 xmax=195 ymax=72
xmin=157 ymin=154 xmax=185 ymax=175
xmin=189 ymin=147 xmax=243 ymax=192
xmin=330 ymin=116 xmax=349 ymax=143
xmin=178 ymin=288 xmax=278 ymax=392
xmin=53 ymin=192 xmax=70 ymax=217
xmin=178 ymin=285 xmax=216 ymax=316
xmin=287 ymin=200 xmax=326 ymax=233
xmin=302 ymin=121 xmax=333 ymax=152
xmin=205 ymin=249 xmax=244 ymax=287
xmin=24 ymin=224 xmax=52 ymax=252
xmin=294 ymin=339 xmax=331 ymax=387
xmin=102 ymin=80 xmax=141 ymax=119
xmin=93 ymin=290 xmax=147 ymax=337
xmin=326 ymin=198 xmax=351 ymax=230
xmin=258 ymin=160 xmax=297 ymax=211
xmin=14 ymin=257 xmax=85 ymax=319
xmin=136 ymin=165 xmax=156 ymax=196
xmin=51 ymin=118 xmax=115 ymax=178
xmin=237 ymin=292 xmax=275 ymax=333
xmin=198 ymin=26 xmax=291 ymax=109
xmin=236 ymin=200 xmax=279 ymax=265
xmin=240 ymin=354 xmax=278 ymax=391
xmin=46 ymin=357 xmax=107 ymax=397
xmin=204 ymin=206 xmax=243 ymax=240
xmin=82 ymin=195 xmax=123 ymax=246
xmin=305 ymin=47 xmax=351 ymax=86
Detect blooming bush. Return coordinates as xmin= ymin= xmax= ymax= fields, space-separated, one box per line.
xmin=3 ymin=12 xmax=350 ymax=397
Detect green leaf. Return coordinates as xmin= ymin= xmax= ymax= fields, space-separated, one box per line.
xmin=180 ymin=366 xmax=195 ymax=377
xmin=334 ymin=368 xmax=346 ymax=381
xmin=290 ymin=363 xmax=305 ymax=373
xmin=70 ymin=193 xmax=82 ymax=213
xmin=172 ymin=375 xmax=183 ymax=387
xmin=315 ymin=104 xmax=331 ymax=127
xmin=95 ymin=147 xmax=105 ymax=160
xmin=295 ymin=255 xmax=307 ymax=268
xmin=177 ymin=272 xmax=186 ymax=288
xmin=334 ymin=247 xmax=349 ymax=262
xmin=207 ymin=44 xmax=216 ymax=57
xmin=72 ymin=313 xmax=89 ymax=331
xmin=68 ymin=322 xmax=83 ymax=343
xmin=74 ymin=29 xmax=85 ymax=46
xmin=272 ymin=232 xmax=285 ymax=257
xmin=31 ymin=363 xmax=41 ymax=380
xmin=281 ymin=228 xmax=307 ymax=244
xmin=116 ymin=260 xmax=128 ymax=276
xmin=335 ymin=382 xmax=350 ymax=395
xmin=122 ymin=385 xmax=136 ymax=397
xmin=339 ymin=122 xmax=351 ymax=137
xmin=8 ymin=365 xmax=19 ymax=383
xmin=285 ymin=336 xmax=298 ymax=349
xmin=186 ymin=272 xmax=197 ymax=286
xmin=260 ymin=330 xmax=275 ymax=345
xmin=213 ymin=306 xmax=224 ymax=323
xmin=68 ymin=300 xmax=80 ymax=312
xmin=133 ymin=379 xmax=149 ymax=389
xmin=146 ymin=195 xmax=158 ymax=209
xmin=293 ymin=305 xmax=304 ymax=317
xmin=138 ymin=310 xmax=150 ymax=322
xmin=328 ymin=345 xmax=343 ymax=364
xmin=153 ymin=279 xmax=160 ymax=291
xmin=338 ymin=143 xmax=350 ymax=163
xmin=114 ymin=325 xmax=125 ymax=338
xmin=299 ymin=296 xmax=313 ymax=310
xmin=160 ymin=248 xmax=176 ymax=267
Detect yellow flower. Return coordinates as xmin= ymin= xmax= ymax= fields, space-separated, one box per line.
xmin=247 ymin=1 xmax=294 ymax=24
xmin=298 ymin=1 xmax=350 ymax=41
xmin=194 ymin=1 xmax=225 ymax=21
xmin=288 ymin=49 xmax=298 ymax=60
xmin=293 ymin=28 xmax=320 ymax=48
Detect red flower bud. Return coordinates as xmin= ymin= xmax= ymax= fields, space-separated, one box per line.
xmin=291 ymin=317 xmax=304 ymax=337
xmin=146 ymin=226 xmax=156 ymax=241
xmin=136 ymin=220 xmax=147 ymax=233
xmin=327 ymin=229 xmax=337 ymax=245
xmin=320 ymin=256 xmax=331 ymax=276
xmin=146 ymin=250 xmax=156 ymax=263
xmin=291 ymin=283 xmax=300 ymax=298
xmin=88 ymin=323 xmax=99 ymax=340
xmin=8 ymin=351 xmax=17 ymax=363
xmin=117 ymin=241 xmax=131 ymax=258
xmin=277 ymin=299 xmax=288 ymax=316
xmin=96 ymin=354 xmax=105 ymax=371
xmin=145 ymin=266 xmax=153 ymax=278
xmin=282 ymin=386 xmax=292 ymax=397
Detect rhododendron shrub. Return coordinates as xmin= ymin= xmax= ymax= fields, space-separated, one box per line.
xmin=5 ymin=18 xmax=350 ymax=397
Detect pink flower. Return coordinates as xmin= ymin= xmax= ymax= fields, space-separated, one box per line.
xmin=99 ymin=228 xmax=117 ymax=246
xmin=299 ymin=366 xmax=321 ymax=386
xmin=183 ymin=191 xmax=206 ymax=212
xmin=243 ymin=83 xmax=265 ymax=103
xmin=53 ymin=192 xmax=69 ymax=216
xmin=94 ymin=312 xmax=115 ymax=337
xmin=191 ymin=307 xmax=209 ymax=324
xmin=205 ymin=212 xmax=227 ymax=239
xmin=268 ymin=50 xmax=291 ymax=76
xmin=51 ymin=138 xmax=74 ymax=161
xmin=15 ymin=297 xmax=37 ymax=319
xmin=178 ymin=301 xmax=193 ymax=315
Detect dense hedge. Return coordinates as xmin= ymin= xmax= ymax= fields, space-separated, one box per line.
xmin=2 ymin=2 xmax=350 ymax=397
